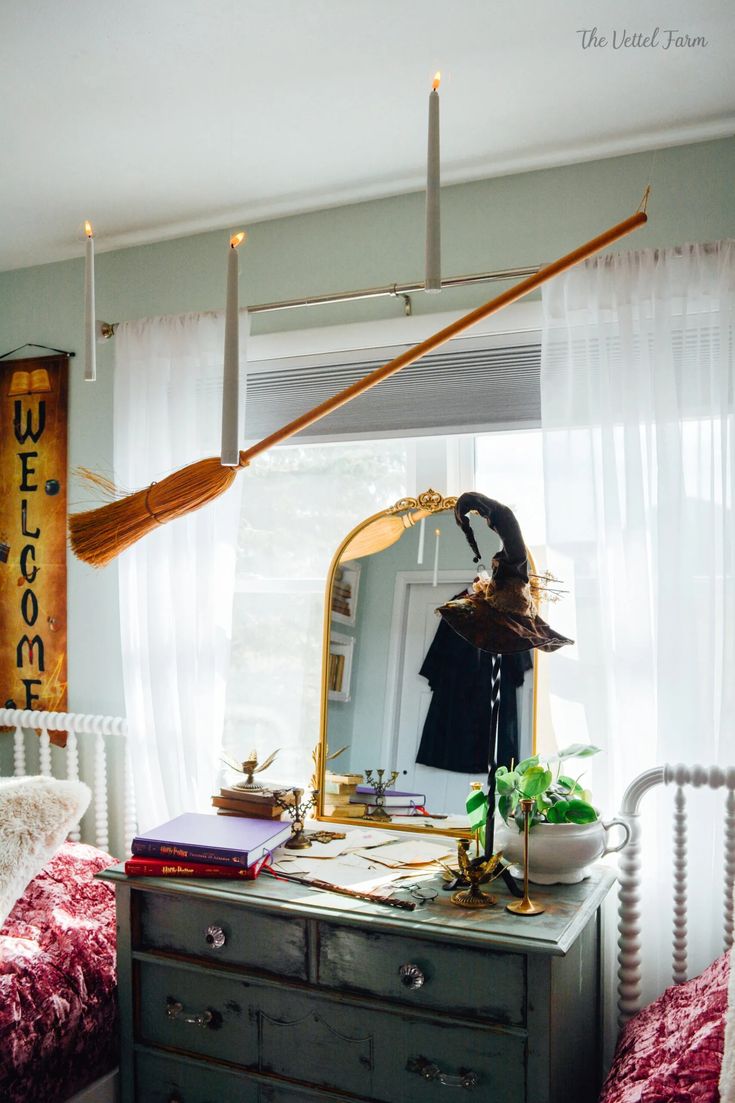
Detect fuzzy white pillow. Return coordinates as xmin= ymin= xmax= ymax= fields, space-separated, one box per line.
xmin=0 ymin=775 xmax=91 ymax=926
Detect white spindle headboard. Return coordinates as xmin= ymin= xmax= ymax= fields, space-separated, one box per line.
xmin=0 ymin=707 xmax=136 ymax=856
xmin=617 ymin=764 xmax=735 ymax=1030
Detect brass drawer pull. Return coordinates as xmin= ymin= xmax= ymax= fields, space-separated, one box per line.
xmin=399 ymin=962 xmax=426 ymax=989
xmin=407 ymin=1056 xmax=480 ymax=1090
xmin=205 ymin=924 xmax=226 ymax=949
xmin=166 ymin=997 xmax=214 ymax=1027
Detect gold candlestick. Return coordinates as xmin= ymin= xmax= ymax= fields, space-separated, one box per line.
xmin=506 ymin=798 xmax=545 ymax=916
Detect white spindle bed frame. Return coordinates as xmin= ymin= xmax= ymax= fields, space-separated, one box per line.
xmin=0 ymin=707 xmax=136 ymax=854
xmin=617 ymin=763 xmax=735 ymax=1030
xmin=0 ymin=706 xmax=134 ymax=1103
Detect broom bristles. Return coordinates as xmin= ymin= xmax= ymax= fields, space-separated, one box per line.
xmin=339 ymin=509 xmax=429 ymax=562
xmin=69 ymin=456 xmax=241 ymax=567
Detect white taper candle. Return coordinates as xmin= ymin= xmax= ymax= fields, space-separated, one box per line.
xmin=432 ymin=527 xmax=441 ymax=587
xmin=83 ymin=221 xmax=96 ymax=382
xmin=221 ymin=231 xmax=246 ymax=466
xmin=417 ymin=516 xmax=425 ymax=564
xmin=425 ymin=72 xmax=441 ymax=293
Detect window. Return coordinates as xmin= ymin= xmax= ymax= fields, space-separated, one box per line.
xmin=223 ymin=438 xmax=414 ymax=786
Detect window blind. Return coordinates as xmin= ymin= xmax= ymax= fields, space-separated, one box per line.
xmin=243 ymin=330 xmax=541 ymax=442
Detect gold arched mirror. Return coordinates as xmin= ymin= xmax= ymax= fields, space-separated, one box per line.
xmin=315 ymin=489 xmax=538 ymax=835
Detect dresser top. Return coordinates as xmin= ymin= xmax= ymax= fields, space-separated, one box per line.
xmin=99 ymin=861 xmax=615 ymax=957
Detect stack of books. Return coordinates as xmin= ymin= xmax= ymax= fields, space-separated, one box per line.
xmin=349 ymin=786 xmax=427 ymax=816
xmin=328 ymin=652 xmax=346 ymax=692
xmin=323 ymin=771 xmax=365 ymax=818
xmin=125 ymin=812 xmax=292 ymax=878
xmin=211 ymin=784 xmax=294 ymax=819
xmin=331 ymin=575 xmax=352 ymax=617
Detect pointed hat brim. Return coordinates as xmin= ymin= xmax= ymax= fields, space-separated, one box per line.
xmin=438 ymin=591 xmax=574 ymax=655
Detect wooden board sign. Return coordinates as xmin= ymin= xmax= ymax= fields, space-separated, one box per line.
xmin=0 ymin=355 xmax=68 ymax=734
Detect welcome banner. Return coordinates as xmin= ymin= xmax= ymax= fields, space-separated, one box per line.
xmin=0 ymin=354 xmax=68 ymax=737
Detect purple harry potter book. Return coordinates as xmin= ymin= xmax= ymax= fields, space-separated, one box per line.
xmin=131 ymin=813 xmax=292 ymax=869
xmin=349 ymin=786 xmax=427 ymax=809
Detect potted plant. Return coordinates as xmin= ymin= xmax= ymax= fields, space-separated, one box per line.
xmin=493 ymin=744 xmax=630 ymax=884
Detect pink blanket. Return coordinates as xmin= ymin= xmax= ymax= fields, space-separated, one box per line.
xmin=601 ymin=951 xmax=728 ymax=1103
xmin=0 ymin=841 xmax=118 ymax=1103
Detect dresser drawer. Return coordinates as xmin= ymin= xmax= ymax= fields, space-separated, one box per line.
xmin=135 ymin=890 xmax=308 ymax=979
xmin=136 ymin=960 xmax=525 ymax=1103
xmin=136 ymin=960 xmax=259 ymax=1067
xmin=317 ymin=924 xmax=526 ymax=1026
xmin=135 ymin=1049 xmax=259 ymax=1102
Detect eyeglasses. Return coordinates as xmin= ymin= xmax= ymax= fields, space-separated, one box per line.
xmin=397 ymin=882 xmax=438 ymax=906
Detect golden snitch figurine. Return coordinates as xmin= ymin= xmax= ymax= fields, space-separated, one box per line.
xmin=221 ymin=748 xmax=280 ymax=790
xmin=443 ymin=839 xmax=504 ymax=908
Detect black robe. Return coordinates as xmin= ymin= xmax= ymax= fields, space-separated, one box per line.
xmin=415 ymin=615 xmax=532 ymax=774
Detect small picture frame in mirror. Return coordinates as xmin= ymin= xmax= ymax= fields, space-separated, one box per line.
xmin=328 ymin=632 xmax=354 ymax=702
xmin=330 ymin=561 xmax=360 ymax=626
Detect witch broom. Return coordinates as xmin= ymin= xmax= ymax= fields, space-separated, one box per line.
xmin=69 ymin=206 xmax=647 ymax=568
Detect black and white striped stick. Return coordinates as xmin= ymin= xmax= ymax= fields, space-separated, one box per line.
xmin=485 ymin=653 xmax=502 ymax=857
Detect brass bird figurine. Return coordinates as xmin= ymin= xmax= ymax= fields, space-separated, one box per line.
xmin=446 ymin=839 xmax=504 ymax=909
xmin=222 ymin=748 xmax=280 ymax=791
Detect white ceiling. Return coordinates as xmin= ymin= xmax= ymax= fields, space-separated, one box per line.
xmin=1 ymin=0 xmax=733 ymax=272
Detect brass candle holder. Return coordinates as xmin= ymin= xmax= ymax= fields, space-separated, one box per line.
xmin=273 ymin=787 xmax=319 ymax=849
xmin=363 ymin=769 xmax=400 ymax=821
xmin=506 ymin=798 xmax=545 ymax=916
xmin=446 ymin=840 xmax=504 ymax=909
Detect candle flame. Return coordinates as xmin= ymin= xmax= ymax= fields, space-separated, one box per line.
xmin=230 ymin=231 xmax=246 ymax=249
xmin=84 ymin=220 xmax=94 ymax=238
xmin=432 ymin=71 xmax=441 ymax=91
xmin=435 ymin=528 xmax=441 ymax=536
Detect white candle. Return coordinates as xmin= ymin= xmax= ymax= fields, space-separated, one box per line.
xmin=83 ymin=221 xmax=96 ymax=382
xmin=417 ymin=516 xmax=425 ymax=564
xmin=221 ymin=231 xmax=246 ymax=466
xmin=425 ymin=72 xmax=441 ymax=293
xmin=432 ymin=527 xmax=441 ymax=587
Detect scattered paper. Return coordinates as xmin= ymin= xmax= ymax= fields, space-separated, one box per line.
xmin=352 ymin=839 xmax=455 ymax=868
xmin=273 ymin=857 xmax=409 ymax=892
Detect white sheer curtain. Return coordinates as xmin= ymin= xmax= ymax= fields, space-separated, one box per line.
xmin=114 ymin=312 xmax=244 ymax=829
xmin=541 ymin=241 xmax=735 ymax=1013
xmin=222 ymin=439 xmax=414 ymax=790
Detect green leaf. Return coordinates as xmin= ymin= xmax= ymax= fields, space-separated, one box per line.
xmin=535 ymin=796 xmax=552 ymax=814
xmin=495 ymin=770 xmax=517 ymax=795
xmin=558 ymin=775 xmax=584 ymax=797
xmin=546 ymin=800 xmax=570 ymax=823
xmin=515 ymin=755 xmax=539 ymax=774
xmin=564 ymin=800 xmax=598 ymax=824
xmin=498 ymin=792 xmax=519 ymax=824
xmin=518 ymin=766 xmax=553 ymax=798
xmin=554 ymin=743 xmax=601 ymax=761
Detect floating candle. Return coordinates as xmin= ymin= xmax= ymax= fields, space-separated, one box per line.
xmin=221 ymin=231 xmax=246 ymax=466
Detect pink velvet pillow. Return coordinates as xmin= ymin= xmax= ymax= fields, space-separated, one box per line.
xmin=601 ymin=951 xmax=728 ymax=1103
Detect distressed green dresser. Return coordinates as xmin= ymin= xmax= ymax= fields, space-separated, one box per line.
xmin=99 ymin=863 xmax=615 ymax=1103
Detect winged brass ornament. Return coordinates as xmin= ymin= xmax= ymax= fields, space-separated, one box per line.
xmin=221 ymin=748 xmax=280 ymax=790
xmin=442 ymin=839 xmax=504 ymax=909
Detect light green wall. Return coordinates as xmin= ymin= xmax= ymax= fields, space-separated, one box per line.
xmin=335 ymin=509 xmax=501 ymax=772
xmin=0 ymin=138 xmax=733 ymax=716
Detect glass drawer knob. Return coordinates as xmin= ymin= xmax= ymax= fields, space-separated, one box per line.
xmin=399 ymin=962 xmax=426 ymax=989
xmin=205 ymin=924 xmax=226 ymax=949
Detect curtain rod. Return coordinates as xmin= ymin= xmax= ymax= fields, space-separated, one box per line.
xmin=98 ymin=263 xmax=542 ymax=337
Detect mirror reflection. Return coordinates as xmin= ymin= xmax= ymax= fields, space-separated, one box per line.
xmin=319 ymin=490 xmax=536 ymax=827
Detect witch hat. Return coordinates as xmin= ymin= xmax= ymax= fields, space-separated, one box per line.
xmin=437 ymin=492 xmax=573 ymax=655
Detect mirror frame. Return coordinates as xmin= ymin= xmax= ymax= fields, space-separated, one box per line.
xmin=315 ymin=488 xmax=539 ymax=835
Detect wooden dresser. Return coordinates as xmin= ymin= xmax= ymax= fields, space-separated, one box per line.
xmin=99 ymin=863 xmax=615 ymax=1103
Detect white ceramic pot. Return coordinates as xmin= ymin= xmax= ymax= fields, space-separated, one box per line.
xmin=494 ymin=817 xmax=631 ymax=884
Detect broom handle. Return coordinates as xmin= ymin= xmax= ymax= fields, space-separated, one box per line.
xmin=240 ymin=209 xmax=647 ymax=465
